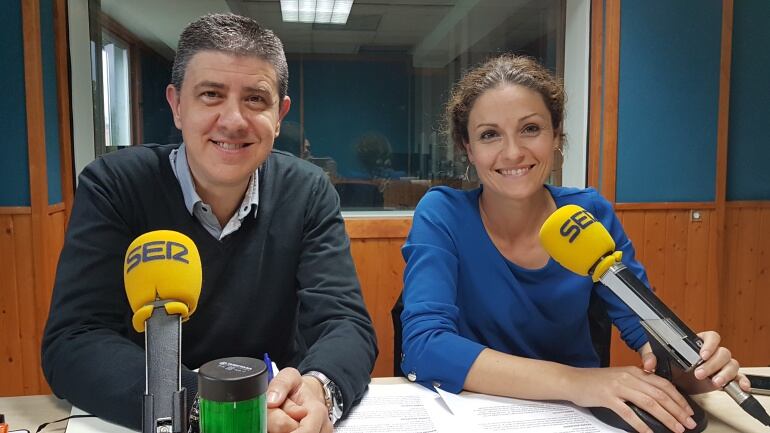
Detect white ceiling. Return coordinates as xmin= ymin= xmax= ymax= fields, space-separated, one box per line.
xmin=100 ymin=0 xmax=556 ymax=67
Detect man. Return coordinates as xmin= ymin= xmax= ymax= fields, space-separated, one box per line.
xmin=41 ymin=13 xmax=377 ymax=433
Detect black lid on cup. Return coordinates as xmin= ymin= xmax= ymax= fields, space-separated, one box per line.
xmin=198 ymin=357 xmax=268 ymax=402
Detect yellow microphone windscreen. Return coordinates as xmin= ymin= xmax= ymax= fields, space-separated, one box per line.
xmin=124 ymin=230 xmax=202 ymax=331
xmin=539 ymin=204 xmax=615 ymax=276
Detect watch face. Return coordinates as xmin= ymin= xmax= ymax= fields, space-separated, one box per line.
xmin=328 ymin=381 xmax=344 ymax=420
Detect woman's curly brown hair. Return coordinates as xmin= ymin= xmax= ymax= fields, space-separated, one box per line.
xmin=444 ymin=54 xmax=566 ymax=153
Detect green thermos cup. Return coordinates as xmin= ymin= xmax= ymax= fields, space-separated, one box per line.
xmin=198 ymin=357 xmax=268 ymax=433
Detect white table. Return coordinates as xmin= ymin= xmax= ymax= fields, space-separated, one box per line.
xmin=1 ymin=369 xmax=768 ymax=432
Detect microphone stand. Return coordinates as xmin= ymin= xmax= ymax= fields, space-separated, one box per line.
xmin=143 ymin=302 xmax=187 ymax=433
xmin=598 ymin=261 xmax=769 ymax=428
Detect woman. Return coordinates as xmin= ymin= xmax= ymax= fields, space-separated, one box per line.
xmin=400 ymin=54 xmax=749 ymax=433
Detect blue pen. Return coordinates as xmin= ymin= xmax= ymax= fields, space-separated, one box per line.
xmin=264 ymin=353 xmax=274 ymax=382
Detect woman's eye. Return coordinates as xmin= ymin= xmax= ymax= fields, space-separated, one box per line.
xmin=480 ymin=130 xmax=498 ymax=140
xmin=522 ymin=124 xmax=541 ymax=135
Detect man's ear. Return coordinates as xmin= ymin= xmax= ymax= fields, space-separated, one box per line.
xmin=165 ymin=84 xmax=182 ymax=129
xmin=275 ymin=96 xmax=292 ymax=137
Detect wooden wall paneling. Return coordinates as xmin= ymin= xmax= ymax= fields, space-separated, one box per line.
xmin=704 ymin=208 xmax=720 ymax=334
xmin=349 ymin=237 xmax=406 ymax=378
xmin=722 ymin=208 xmax=741 ymax=352
xmin=46 ymin=209 xmax=67 ymax=273
xmin=684 ymin=209 xmax=711 ymax=330
xmin=0 ymin=215 xmax=25 ymax=395
xmin=44 ymin=209 xmax=67 ymax=310
xmin=344 ymin=218 xmax=411 ymax=239
xmin=621 ymin=210 xmax=646 ymax=259
xmin=587 ymin=0 xmax=604 ymax=189
xmin=599 ymin=0 xmax=620 ymax=203
xmin=713 ymin=0 xmax=732 ymax=343
xmin=642 ymin=212 xmax=667 ymax=299
xmin=725 ymin=208 xmax=759 ymax=361
xmin=662 ymin=211 xmax=688 ymax=321
xmin=13 ymin=213 xmax=45 ymax=395
xmin=752 ymin=209 xmax=770 ymax=365
xmin=22 ymin=0 xmax=52 ymax=395
xmin=54 ymin=0 xmax=74 ymax=219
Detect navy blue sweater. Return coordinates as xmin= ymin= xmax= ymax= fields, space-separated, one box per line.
xmin=42 ymin=144 xmax=377 ymax=429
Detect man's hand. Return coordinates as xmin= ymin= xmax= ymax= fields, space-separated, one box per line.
xmin=266 ymin=367 xmax=333 ymax=433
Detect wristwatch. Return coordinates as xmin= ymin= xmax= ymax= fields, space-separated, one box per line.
xmin=304 ymin=370 xmax=343 ymax=424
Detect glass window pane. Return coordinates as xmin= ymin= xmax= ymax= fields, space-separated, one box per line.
xmin=101 ymin=31 xmax=132 ymax=151
xmin=268 ymin=0 xmax=566 ymax=210
xmin=86 ymin=0 xmax=568 ymax=209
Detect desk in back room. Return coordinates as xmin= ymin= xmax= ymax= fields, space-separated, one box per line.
xmin=1 ymin=368 xmax=768 ymax=433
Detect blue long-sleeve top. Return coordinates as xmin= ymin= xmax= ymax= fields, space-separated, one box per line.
xmin=400 ymin=185 xmax=651 ymax=393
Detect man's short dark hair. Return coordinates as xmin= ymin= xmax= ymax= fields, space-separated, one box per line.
xmin=171 ymin=13 xmax=289 ymax=100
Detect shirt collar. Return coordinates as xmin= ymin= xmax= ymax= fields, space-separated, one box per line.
xmin=169 ymin=143 xmax=260 ymax=218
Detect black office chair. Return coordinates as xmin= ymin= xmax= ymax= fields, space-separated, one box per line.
xmin=391 ymin=293 xmax=406 ymax=377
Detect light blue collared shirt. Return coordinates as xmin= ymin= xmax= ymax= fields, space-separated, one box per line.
xmin=169 ymin=143 xmax=259 ymax=240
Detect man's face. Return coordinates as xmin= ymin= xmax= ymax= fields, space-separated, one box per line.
xmin=166 ymin=51 xmax=290 ymax=193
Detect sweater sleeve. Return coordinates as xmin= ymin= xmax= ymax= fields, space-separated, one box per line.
xmin=40 ymin=160 xmax=198 ymax=429
xmin=399 ymin=190 xmax=486 ymax=393
xmin=294 ymin=173 xmax=378 ymax=417
xmin=590 ymin=192 xmax=651 ymax=351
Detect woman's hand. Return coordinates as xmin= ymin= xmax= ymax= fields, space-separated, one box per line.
xmin=568 ymin=366 xmax=697 ymax=433
xmin=640 ymin=331 xmax=751 ymax=395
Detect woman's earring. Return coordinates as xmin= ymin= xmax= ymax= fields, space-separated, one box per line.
xmin=464 ymin=164 xmax=471 ymax=181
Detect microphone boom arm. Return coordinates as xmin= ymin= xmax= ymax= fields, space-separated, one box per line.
xmin=597 ymin=262 xmax=761 ymax=423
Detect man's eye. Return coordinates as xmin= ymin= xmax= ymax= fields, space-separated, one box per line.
xmin=200 ymin=91 xmax=219 ymax=99
xmin=247 ymin=95 xmax=266 ymax=104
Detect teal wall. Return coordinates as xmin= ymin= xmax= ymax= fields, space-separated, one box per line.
xmin=0 ymin=0 xmax=30 ymax=206
xmin=279 ymin=58 xmax=409 ymax=178
xmin=273 ymin=60 xmax=302 ymax=155
xmin=141 ymin=51 xmax=181 ymax=144
xmin=0 ymin=0 xmax=65 ymax=207
xmin=41 ymin=0 xmax=63 ymax=204
xmin=727 ymin=0 xmax=770 ymax=200
xmin=615 ymin=0 xmax=722 ymax=203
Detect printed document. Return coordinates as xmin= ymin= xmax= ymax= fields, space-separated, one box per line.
xmin=435 ymin=387 xmax=625 ymax=433
xmin=65 ymin=382 xmax=624 ymax=433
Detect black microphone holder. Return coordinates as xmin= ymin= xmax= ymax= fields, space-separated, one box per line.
xmin=143 ymin=303 xmax=187 ymax=433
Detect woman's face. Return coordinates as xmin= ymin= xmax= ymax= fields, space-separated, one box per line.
xmin=465 ymin=84 xmax=559 ymax=202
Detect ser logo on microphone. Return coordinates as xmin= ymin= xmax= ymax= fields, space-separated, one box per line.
xmin=125 ymin=240 xmax=190 ymax=273
xmin=559 ymin=209 xmax=597 ymax=243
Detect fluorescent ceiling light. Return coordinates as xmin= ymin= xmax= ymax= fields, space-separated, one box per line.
xmin=280 ymin=0 xmax=353 ymax=24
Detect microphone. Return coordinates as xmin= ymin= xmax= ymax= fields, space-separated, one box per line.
xmin=124 ymin=230 xmax=202 ymax=433
xmin=539 ymin=204 xmax=770 ymax=428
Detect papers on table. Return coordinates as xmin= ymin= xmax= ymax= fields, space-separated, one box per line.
xmin=435 ymin=387 xmax=625 ymax=433
xmin=65 ymin=382 xmax=625 ymax=433
xmin=335 ymin=383 xmax=625 ymax=433
xmin=335 ymin=383 xmax=448 ymax=433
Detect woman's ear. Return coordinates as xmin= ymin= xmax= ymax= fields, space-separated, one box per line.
xmin=464 ymin=141 xmax=474 ymax=163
